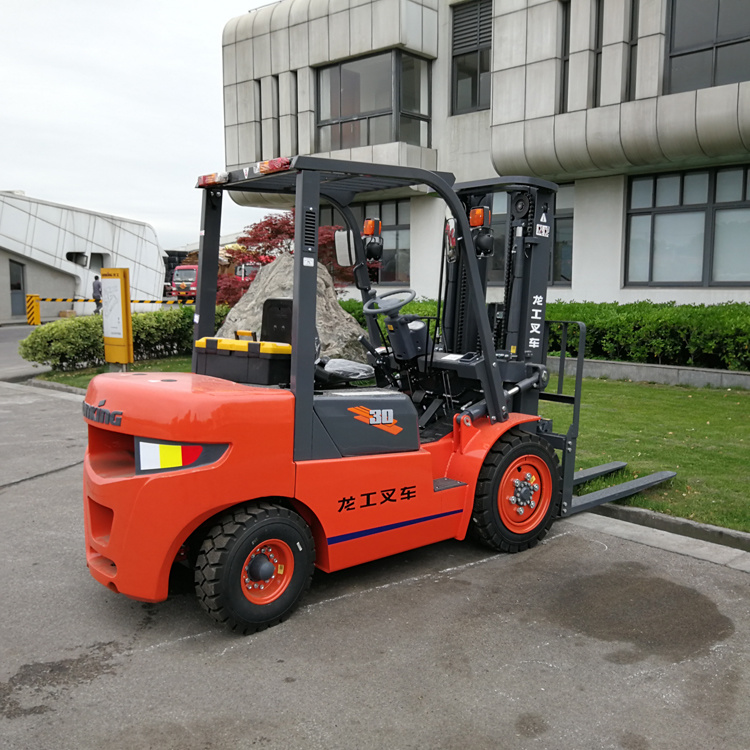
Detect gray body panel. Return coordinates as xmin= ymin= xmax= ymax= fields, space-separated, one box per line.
xmin=313 ymin=389 xmax=419 ymax=457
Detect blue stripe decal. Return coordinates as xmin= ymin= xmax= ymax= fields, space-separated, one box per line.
xmin=327 ymin=509 xmax=463 ymax=545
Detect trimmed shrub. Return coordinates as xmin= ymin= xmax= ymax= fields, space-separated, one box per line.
xmin=19 ymin=305 xmax=231 ymax=371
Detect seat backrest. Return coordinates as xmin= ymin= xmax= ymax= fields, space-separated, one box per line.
xmin=261 ymin=298 xmax=293 ymax=344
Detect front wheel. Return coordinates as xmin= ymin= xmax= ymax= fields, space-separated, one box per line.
xmin=471 ymin=428 xmax=562 ymax=553
xmin=195 ymin=502 xmax=315 ymax=634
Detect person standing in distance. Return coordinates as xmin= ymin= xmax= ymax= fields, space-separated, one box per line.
xmin=93 ymin=275 xmax=102 ymax=315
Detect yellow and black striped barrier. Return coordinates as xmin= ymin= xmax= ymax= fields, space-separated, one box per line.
xmin=25 ymin=295 xmax=195 ymax=325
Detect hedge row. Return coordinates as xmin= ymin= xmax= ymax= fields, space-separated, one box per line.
xmin=19 ymin=300 xmax=750 ymax=373
xmin=342 ymin=298 xmax=750 ymax=372
xmin=19 ymin=305 xmax=230 ymax=371
xmin=546 ymin=301 xmax=750 ymax=372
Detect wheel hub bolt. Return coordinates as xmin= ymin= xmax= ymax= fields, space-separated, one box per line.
xmin=530 ymin=501 xmax=536 ymax=509
xmin=509 ymin=496 xmax=517 ymax=504
xmin=517 ymin=507 xmax=524 ymax=515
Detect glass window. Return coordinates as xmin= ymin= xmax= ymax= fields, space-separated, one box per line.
xmin=716 ymin=169 xmax=744 ymax=203
xmin=667 ymin=0 xmax=750 ymax=94
xmin=553 ymin=217 xmax=573 ymax=284
xmin=627 ymin=215 xmax=652 ymax=283
xmin=631 ymin=178 xmax=653 ymax=209
xmin=317 ymin=51 xmax=430 ymax=150
xmin=627 ymin=167 xmax=750 ymax=287
xmin=356 ymin=199 xmax=411 ymax=284
xmin=713 ymin=209 xmax=750 ymax=281
xmin=652 ymin=213 xmax=704 ymax=282
xmin=452 ymin=0 xmax=492 ymax=115
xmin=656 ymin=175 xmax=681 ymax=207
xmin=683 ymin=172 xmax=709 ymax=204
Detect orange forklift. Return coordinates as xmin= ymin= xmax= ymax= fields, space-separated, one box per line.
xmin=82 ymin=157 xmax=673 ymax=634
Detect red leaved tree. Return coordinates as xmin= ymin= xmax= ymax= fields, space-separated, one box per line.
xmin=228 ymin=210 xmax=355 ymax=287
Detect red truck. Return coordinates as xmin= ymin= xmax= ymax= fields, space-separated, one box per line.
xmin=172 ymin=265 xmax=198 ymax=299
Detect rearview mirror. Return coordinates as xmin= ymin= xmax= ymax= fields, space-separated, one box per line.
xmin=334 ymin=230 xmax=356 ymax=267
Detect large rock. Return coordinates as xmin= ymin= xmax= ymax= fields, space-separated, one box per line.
xmin=216 ymin=253 xmax=368 ymax=362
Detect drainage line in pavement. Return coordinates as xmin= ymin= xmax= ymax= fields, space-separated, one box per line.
xmin=0 ymin=460 xmax=84 ymax=491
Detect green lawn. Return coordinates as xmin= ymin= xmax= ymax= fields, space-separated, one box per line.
xmin=540 ymin=377 xmax=750 ymax=533
xmin=35 ymin=356 xmax=192 ymax=390
xmin=38 ymin=361 xmax=750 ymax=533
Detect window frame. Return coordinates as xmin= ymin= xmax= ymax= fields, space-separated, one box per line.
xmin=316 ymin=50 xmax=431 ymax=152
xmin=665 ymin=0 xmax=750 ymax=95
xmin=451 ymin=0 xmax=493 ymax=115
xmin=625 ymin=168 xmax=750 ymax=288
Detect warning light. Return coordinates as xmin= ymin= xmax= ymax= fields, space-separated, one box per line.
xmin=197 ymin=172 xmax=229 ymax=187
xmin=363 ymin=219 xmax=382 ymax=236
xmin=254 ymin=157 xmax=292 ymax=174
xmin=470 ymin=207 xmax=490 ymax=227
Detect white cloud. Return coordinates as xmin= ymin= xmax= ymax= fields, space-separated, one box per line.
xmin=0 ymin=0 xmax=277 ymax=249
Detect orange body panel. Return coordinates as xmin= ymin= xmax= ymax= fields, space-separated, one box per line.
xmin=82 ymin=372 xmax=541 ymax=603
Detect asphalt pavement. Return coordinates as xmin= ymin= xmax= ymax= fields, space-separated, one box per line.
xmin=1 ymin=380 xmax=749 ymax=750
xmin=0 ymin=324 xmax=50 ymax=382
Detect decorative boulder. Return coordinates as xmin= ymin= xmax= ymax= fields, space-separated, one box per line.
xmin=216 ymin=253 xmax=368 ymax=362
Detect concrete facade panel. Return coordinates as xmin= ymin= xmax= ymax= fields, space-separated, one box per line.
xmin=238 ymin=122 xmax=262 ymax=164
xmin=329 ymin=11 xmax=351 ymax=61
xmin=586 ymin=105 xmax=629 ymax=170
xmin=619 ymin=98 xmax=666 ymax=165
xmin=253 ymin=34 xmax=272 ymax=79
xmin=223 ymin=44 xmax=237 ymax=87
xmin=270 ymin=28 xmax=291 ymax=74
xmin=638 ymin=0 xmax=667 ymax=37
xmin=372 ymin=0 xmax=401 ymax=51
xmin=569 ymin=0 xmax=594 ymax=54
xmin=252 ymin=3 xmax=277 ymax=35
xmin=234 ymin=12 xmax=256 ymax=42
xmin=297 ymin=111 xmax=316 ymax=154
xmin=223 ymin=14 xmax=242 ymax=45
xmin=261 ymin=119 xmax=280 ymax=159
xmin=271 ymin=0 xmax=292 ymax=31
xmin=599 ymin=43 xmax=626 ymax=106
xmin=423 ymin=7 xmax=438 ymax=58
xmin=494 ymin=10 xmax=527 ymax=71
xmin=350 ymin=3 xmax=374 ymax=57
xmin=224 ymin=86 xmax=238 ymax=127
xmin=523 ymin=116 xmax=564 ymax=175
xmin=289 ymin=0 xmax=311 ymax=25
xmin=695 ymin=85 xmax=744 ymax=158
xmin=237 ymin=80 xmax=260 ymax=123
xmin=403 ymin=1 xmax=424 ymax=53
xmin=496 ymin=0 xmax=526 ymax=15
xmin=289 ymin=22 xmax=311 ymax=69
xmin=297 ymin=67 xmax=316 ymax=113
xmin=308 ymin=0 xmax=331 ymax=20
xmin=656 ymin=91 xmax=704 ymax=163
xmin=526 ymin=2 xmax=559 ymax=65
xmin=524 ymin=59 xmax=559 ymax=120
xmin=567 ymin=50 xmax=593 ymax=111
xmin=493 ymin=67 xmax=526 ymax=125
xmin=279 ymin=71 xmax=297 ymax=116
xmin=309 ymin=17 xmax=330 ymax=65
xmin=738 ymin=82 xmax=750 ymax=150
xmin=491 ymin=121 xmax=534 ymax=175
xmin=279 ymin=115 xmax=298 ymax=155
xmin=635 ymin=34 xmax=663 ymax=99
xmin=602 ymin=0 xmax=628 ymax=45
xmin=236 ymin=40 xmax=255 ymax=83
xmin=554 ymin=110 xmax=596 ymax=173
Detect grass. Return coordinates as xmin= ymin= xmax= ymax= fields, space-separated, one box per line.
xmin=539 ymin=377 xmax=750 ymax=533
xmin=35 ymin=356 xmax=192 ymax=389
xmin=38 ymin=360 xmax=750 ymax=533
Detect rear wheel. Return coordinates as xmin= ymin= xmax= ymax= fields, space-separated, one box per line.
xmin=195 ymin=502 xmax=315 ymax=634
xmin=471 ymin=428 xmax=561 ymax=553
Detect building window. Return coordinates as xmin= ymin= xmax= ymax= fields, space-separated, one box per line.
xmin=626 ymin=168 xmax=750 ymax=286
xmin=625 ymin=0 xmax=639 ymax=101
xmin=667 ymin=0 xmax=750 ymax=95
xmin=320 ymin=200 xmax=411 ymax=284
xmin=592 ymin=0 xmax=604 ymax=107
xmin=559 ymin=0 xmax=571 ymax=114
xmin=488 ymin=185 xmax=574 ymax=287
xmin=317 ymin=51 xmax=430 ymax=151
xmin=452 ymin=0 xmax=492 ymax=115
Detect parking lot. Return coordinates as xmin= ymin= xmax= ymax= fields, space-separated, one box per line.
xmin=1 ymin=379 xmax=749 ymax=750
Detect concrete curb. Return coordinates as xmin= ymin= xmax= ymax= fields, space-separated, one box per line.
xmin=26 ymin=378 xmax=87 ymax=396
xmin=592 ymin=503 xmax=750 ymax=553
xmin=547 ymin=355 xmax=750 ymax=390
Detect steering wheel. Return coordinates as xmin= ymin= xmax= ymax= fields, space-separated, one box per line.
xmin=362 ymin=289 xmax=417 ymax=317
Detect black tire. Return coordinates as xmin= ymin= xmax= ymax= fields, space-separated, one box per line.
xmin=471 ymin=428 xmax=562 ymax=553
xmin=195 ymin=502 xmax=315 ymax=634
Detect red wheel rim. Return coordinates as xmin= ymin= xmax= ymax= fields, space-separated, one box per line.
xmin=497 ymin=454 xmax=552 ymax=534
xmin=240 ymin=539 xmax=295 ymax=605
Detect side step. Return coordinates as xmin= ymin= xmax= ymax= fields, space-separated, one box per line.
xmin=561 ymin=471 xmax=676 ymax=517
xmin=573 ymin=461 xmax=627 ymax=486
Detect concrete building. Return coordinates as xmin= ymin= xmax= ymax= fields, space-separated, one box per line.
xmin=222 ymin=0 xmax=750 ymax=304
xmin=0 ymin=191 xmax=166 ymax=324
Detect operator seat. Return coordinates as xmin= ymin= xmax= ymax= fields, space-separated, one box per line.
xmin=262 ymin=298 xmax=374 ymax=385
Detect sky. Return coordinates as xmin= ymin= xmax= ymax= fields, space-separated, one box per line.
xmin=0 ymin=0 xmax=277 ymax=250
